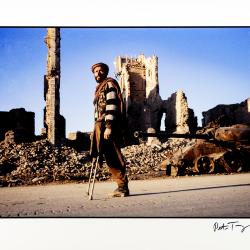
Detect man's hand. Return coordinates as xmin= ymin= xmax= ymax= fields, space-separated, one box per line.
xmin=104 ymin=128 xmax=112 ymax=140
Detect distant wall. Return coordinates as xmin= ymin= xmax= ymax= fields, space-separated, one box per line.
xmin=0 ymin=108 xmax=35 ymax=141
xmin=202 ymin=98 xmax=250 ymax=127
xmin=67 ymin=131 xmax=91 ymax=151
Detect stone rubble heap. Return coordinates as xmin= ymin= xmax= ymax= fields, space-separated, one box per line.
xmin=122 ymin=139 xmax=194 ymax=179
xmin=0 ymin=140 xmax=92 ymax=186
xmin=0 ymin=138 xmax=195 ymax=187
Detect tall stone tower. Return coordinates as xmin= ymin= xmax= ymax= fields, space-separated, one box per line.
xmin=115 ymin=54 xmax=162 ymax=136
xmin=44 ymin=28 xmax=65 ymax=145
xmin=115 ymin=54 xmax=197 ymax=140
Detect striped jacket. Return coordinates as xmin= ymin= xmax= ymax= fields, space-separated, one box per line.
xmin=94 ymin=78 xmax=121 ymax=129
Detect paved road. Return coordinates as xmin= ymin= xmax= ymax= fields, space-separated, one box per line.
xmin=0 ymin=173 xmax=250 ymax=217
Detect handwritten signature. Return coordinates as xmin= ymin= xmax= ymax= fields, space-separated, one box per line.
xmin=213 ymin=221 xmax=250 ymax=233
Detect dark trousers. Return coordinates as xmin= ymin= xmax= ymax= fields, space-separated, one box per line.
xmin=90 ymin=122 xmax=128 ymax=187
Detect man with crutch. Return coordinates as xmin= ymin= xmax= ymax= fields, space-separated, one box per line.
xmin=88 ymin=62 xmax=129 ymax=199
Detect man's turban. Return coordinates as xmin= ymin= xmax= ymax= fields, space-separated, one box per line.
xmin=91 ymin=62 xmax=109 ymax=74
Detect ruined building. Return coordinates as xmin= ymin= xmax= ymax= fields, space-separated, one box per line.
xmin=202 ymin=98 xmax=250 ymax=127
xmin=162 ymin=90 xmax=197 ymax=133
xmin=44 ymin=28 xmax=65 ymax=145
xmin=0 ymin=108 xmax=35 ymax=143
xmin=115 ymin=54 xmax=197 ymax=138
xmin=115 ymin=54 xmax=162 ymax=133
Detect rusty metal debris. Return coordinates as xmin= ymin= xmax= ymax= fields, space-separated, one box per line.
xmin=135 ymin=124 xmax=250 ymax=177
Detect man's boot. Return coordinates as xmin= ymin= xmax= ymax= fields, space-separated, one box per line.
xmin=109 ymin=182 xmax=129 ymax=198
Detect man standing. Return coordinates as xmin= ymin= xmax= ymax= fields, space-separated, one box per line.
xmin=89 ymin=62 xmax=129 ymax=197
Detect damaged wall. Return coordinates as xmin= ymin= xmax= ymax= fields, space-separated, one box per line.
xmin=44 ymin=28 xmax=65 ymax=145
xmin=162 ymin=90 xmax=197 ymax=133
xmin=67 ymin=131 xmax=91 ymax=151
xmin=0 ymin=108 xmax=35 ymax=142
xmin=202 ymin=98 xmax=250 ymax=127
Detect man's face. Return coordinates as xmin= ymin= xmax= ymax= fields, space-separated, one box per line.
xmin=93 ymin=66 xmax=107 ymax=83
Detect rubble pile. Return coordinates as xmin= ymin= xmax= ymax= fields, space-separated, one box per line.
xmin=0 ymin=140 xmax=93 ymax=186
xmin=122 ymin=139 xmax=195 ymax=179
xmin=1 ymin=124 xmax=249 ymax=187
xmin=0 ymin=138 xmax=194 ymax=187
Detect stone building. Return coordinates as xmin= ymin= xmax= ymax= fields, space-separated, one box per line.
xmin=115 ymin=54 xmax=162 ymax=135
xmin=115 ymin=54 xmax=197 ymax=138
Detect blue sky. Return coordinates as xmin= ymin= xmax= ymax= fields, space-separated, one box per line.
xmin=0 ymin=27 xmax=249 ymax=136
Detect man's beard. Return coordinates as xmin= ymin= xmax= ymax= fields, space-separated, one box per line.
xmin=95 ymin=75 xmax=106 ymax=83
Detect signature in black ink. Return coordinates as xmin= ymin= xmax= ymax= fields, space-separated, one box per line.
xmin=213 ymin=221 xmax=250 ymax=233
